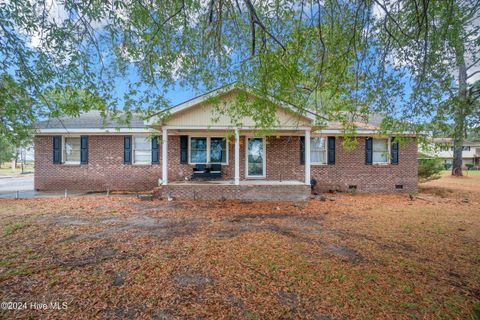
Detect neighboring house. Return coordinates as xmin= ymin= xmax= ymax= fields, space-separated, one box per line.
xmin=19 ymin=145 xmax=35 ymax=163
xmin=423 ymin=138 xmax=480 ymax=169
xmin=34 ymin=86 xmax=418 ymax=200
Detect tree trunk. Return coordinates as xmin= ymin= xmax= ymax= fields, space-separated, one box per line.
xmin=452 ymin=26 xmax=468 ymax=177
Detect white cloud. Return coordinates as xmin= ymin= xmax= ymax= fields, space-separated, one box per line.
xmin=27 ymin=0 xmax=69 ymax=48
xmin=371 ymin=2 xmax=386 ymax=19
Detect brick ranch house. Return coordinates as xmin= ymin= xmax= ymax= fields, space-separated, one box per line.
xmin=34 ymin=86 xmax=418 ymax=200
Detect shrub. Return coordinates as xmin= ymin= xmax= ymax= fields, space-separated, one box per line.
xmin=418 ymin=158 xmax=443 ymax=179
xmin=466 ymin=163 xmax=474 ymax=170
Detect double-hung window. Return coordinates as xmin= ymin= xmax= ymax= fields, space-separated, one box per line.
xmin=210 ymin=138 xmax=227 ymax=163
xmin=189 ymin=137 xmax=228 ymax=164
xmin=63 ymin=137 xmax=81 ymax=164
xmin=372 ymin=138 xmax=389 ymax=164
xmin=190 ymin=138 xmax=208 ymax=163
xmin=133 ymin=136 xmax=151 ymax=164
xmin=311 ymin=137 xmax=327 ymax=165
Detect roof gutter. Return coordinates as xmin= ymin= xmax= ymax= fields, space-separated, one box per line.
xmin=36 ymin=128 xmax=155 ymax=134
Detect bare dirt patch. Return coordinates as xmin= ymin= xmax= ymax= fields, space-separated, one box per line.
xmin=60 ymin=215 xmax=209 ymax=242
xmin=173 ymin=271 xmax=213 ymax=289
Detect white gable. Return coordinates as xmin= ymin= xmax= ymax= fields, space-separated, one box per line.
xmin=157 ymin=88 xmax=312 ymax=129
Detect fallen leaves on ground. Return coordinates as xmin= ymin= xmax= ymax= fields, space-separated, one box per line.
xmin=0 ymin=175 xmax=479 ymax=319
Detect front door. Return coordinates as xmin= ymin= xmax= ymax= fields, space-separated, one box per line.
xmin=246 ymin=137 xmax=265 ymax=177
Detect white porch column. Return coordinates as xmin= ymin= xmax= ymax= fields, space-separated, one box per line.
xmin=162 ymin=128 xmax=168 ymax=185
xmin=234 ymin=128 xmax=240 ymax=185
xmin=305 ymin=129 xmax=311 ymax=185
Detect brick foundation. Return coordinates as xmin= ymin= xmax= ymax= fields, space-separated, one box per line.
xmin=153 ymin=184 xmax=311 ymax=201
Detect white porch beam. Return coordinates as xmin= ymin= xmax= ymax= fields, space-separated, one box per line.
xmin=305 ymin=129 xmax=311 ymax=185
xmin=162 ymin=128 xmax=168 ymax=185
xmin=234 ymin=128 xmax=240 ymax=185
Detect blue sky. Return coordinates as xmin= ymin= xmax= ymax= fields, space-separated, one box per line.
xmin=163 ymin=84 xmax=199 ymax=106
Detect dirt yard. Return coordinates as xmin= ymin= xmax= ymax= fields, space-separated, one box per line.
xmin=0 ymin=174 xmax=479 ymax=319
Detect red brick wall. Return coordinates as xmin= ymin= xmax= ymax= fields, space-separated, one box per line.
xmin=310 ymin=137 xmax=418 ymax=192
xmin=34 ymin=135 xmax=163 ymax=191
xmin=265 ymin=136 xmax=304 ymax=181
xmin=34 ymin=135 xmax=417 ymax=193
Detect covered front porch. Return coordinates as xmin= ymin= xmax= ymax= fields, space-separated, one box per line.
xmin=158 ymin=127 xmax=313 ymax=186
xmin=148 ymin=86 xmax=316 ymax=200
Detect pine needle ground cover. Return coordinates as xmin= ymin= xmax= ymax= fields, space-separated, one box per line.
xmin=1 ymin=174 xmax=479 ymax=319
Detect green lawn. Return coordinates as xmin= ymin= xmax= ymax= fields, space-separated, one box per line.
xmin=0 ymin=164 xmax=34 ymax=176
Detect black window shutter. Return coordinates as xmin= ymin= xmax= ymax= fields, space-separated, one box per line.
xmin=180 ymin=136 xmax=188 ymax=164
xmin=327 ymin=137 xmax=336 ymax=165
xmin=80 ymin=136 xmax=88 ymax=164
xmin=299 ymin=136 xmax=305 ymax=165
xmin=53 ymin=136 xmax=61 ymax=164
xmin=124 ymin=136 xmax=132 ymax=164
xmin=152 ymin=137 xmax=160 ymax=164
xmin=391 ymin=138 xmax=399 ymax=165
xmin=365 ymin=138 xmax=373 ymax=165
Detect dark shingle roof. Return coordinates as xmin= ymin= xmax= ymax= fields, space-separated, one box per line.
xmin=432 ymin=138 xmax=480 ymax=146
xmin=35 ymin=111 xmax=145 ymax=129
xmin=324 ymin=114 xmax=385 ymax=131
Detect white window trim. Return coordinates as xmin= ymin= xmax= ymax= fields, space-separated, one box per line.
xmin=188 ymin=136 xmax=229 ymax=165
xmin=133 ymin=135 xmax=152 ymax=165
xmin=245 ymin=136 xmax=266 ymax=178
xmin=372 ymin=138 xmax=391 ymax=165
xmin=311 ymin=137 xmax=328 ymax=166
xmin=62 ymin=135 xmax=81 ymax=165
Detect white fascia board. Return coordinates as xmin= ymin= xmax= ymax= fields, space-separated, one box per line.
xmin=161 ymin=125 xmax=312 ymax=130
xmin=36 ymin=128 xmax=155 ymax=135
xmin=312 ymin=129 xmax=417 ymax=136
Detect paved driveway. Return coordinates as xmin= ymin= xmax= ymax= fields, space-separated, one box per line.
xmin=0 ymin=174 xmax=34 ymax=193
xmin=0 ymin=175 xmax=124 ymax=199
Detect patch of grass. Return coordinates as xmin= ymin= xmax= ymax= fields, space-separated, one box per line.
xmin=0 ymin=165 xmax=34 ymax=176
xmin=403 ymin=286 xmax=413 ymax=294
xmin=465 ymin=170 xmax=480 ymax=175
xmin=3 ymin=221 xmax=30 ymax=236
xmin=473 ymin=302 xmax=480 ymax=320
xmin=418 ymin=186 xmax=454 ymax=198
xmin=0 ymin=266 xmax=44 ymax=282
xmin=245 ymin=311 xmax=261 ymax=320
xmin=0 ymin=260 xmax=14 ymax=267
xmin=400 ymin=301 xmax=418 ymax=310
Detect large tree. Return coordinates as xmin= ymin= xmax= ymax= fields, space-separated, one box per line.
xmin=373 ymin=0 xmax=480 ymax=175
xmin=0 ymin=137 xmax=14 ymax=167
xmin=0 ymin=74 xmax=34 ymax=145
xmin=0 ymin=0 xmax=478 ymax=165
